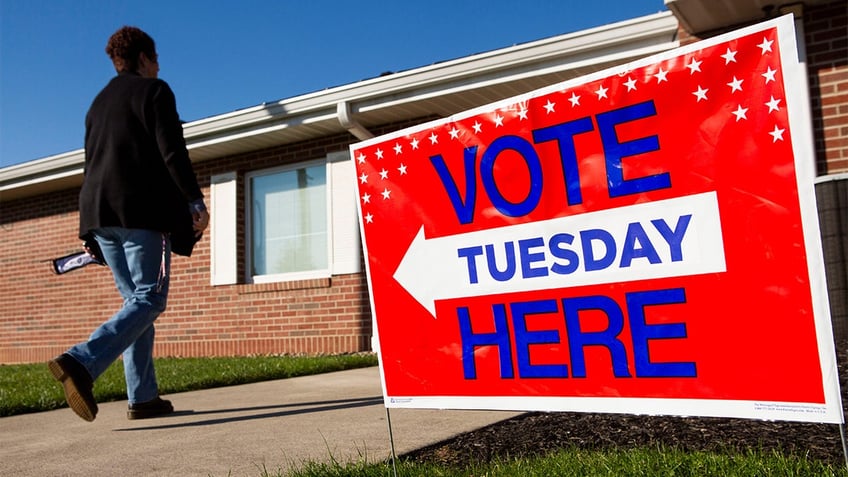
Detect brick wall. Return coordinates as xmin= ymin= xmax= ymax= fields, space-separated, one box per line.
xmin=0 ymin=133 xmax=373 ymax=364
xmin=806 ymin=1 xmax=848 ymax=174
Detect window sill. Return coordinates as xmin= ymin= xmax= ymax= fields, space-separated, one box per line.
xmin=236 ymin=277 xmax=332 ymax=295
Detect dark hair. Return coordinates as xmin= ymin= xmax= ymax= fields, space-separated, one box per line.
xmin=105 ymin=26 xmax=156 ymax=73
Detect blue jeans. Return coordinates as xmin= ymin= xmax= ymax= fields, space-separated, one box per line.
xmin=66 ymin=227 xmax=171 ymax=404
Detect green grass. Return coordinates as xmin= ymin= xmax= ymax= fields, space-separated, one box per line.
xmin=3 ymin=353 xmax=845 ymax=476
xmin=281 ymin=446 xmax=847 ymax=477
xmin=0 ymin=353 xmax=377 ymax=417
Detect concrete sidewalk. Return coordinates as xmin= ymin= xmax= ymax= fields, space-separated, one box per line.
xmin=0 ymin=366 xmax=521 ymax=476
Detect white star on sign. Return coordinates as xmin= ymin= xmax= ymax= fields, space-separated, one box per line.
xmin=362 ymin=193 xmax=371 ymax=204
xmin=379 ymin=169 xmax=389 ymax=180
xmin=375 ymin=148 xmax=384 ymax=160
xmin=769 ymin=125 xmax=785 ymax=142
xmin=654 ymin=68 xmax=668 ymax=83
xmin=732 ymin=105 xmax=748 ymax=122
xmin=381 ymin=188 xmax=392 ymax=200
xmin=356 ymin=153 xmax=366 ymax=164
xmin=594 ymin=85 xmax=608 ymax=99
xmin=762 ymin=66 xmax=777 ymax=83
xmin=494 ymin=114 xmax=504 ymax=127
xmin=727 ymin=76 xmax=744 ymax=93
xmin=518 ymin=107 xmax=529 ymax=120
xmin=686 ymin=58 xmax=702 ymax=74
xmin=765 ymin=96 xmax=782 ymax=113
xmin=398 ymin=163 xmax=407 ymax=175
xmin=472 ymin=121 xmax=483 ymax=133
xmin=410 ymin=137 xmax=420 ymax=150
xmin=692 ymin=86 xmax=708 ymax=102
xmin=624 ymin=77 xmax=637 ymax=91
xmin=544 ymin=100 xmax=556 ymax=113
xmin=364 ymin=212 xmax=373 ymax=223
xmin=757 ymin=37 xmax=774 ymax=54
xmin=449 ymin=127 xmax=460 ymax=139
xmin=359 ymin=172 xmax=368 ymax=184
xmin=429 ymin=132 xmax=438 ymax=144
xmin=393 ymin=143 xmax=402 ymax=155
xmin=721 ymin=48 xmax=738 ymax=64
xmin=568 ymin=92 xmax=581 ymax=107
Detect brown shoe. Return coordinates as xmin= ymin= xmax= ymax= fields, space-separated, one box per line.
xmin=47 ymin=354 xmax=98 ymax=422
xmin=127 ymin=397 xmax=174 ymax=420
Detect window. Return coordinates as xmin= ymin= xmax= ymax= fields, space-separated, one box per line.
xmin=210 ymin=151 xmax=359 ymax=287
xmin=246 ymin=160 xmax=329 ymax=282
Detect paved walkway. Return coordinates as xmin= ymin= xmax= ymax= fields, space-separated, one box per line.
xmin=0 ymin=366 xmax=521 ymax=476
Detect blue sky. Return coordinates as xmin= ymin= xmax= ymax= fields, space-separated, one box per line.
xmin=0 ymin=0 xmax=667 ymax=167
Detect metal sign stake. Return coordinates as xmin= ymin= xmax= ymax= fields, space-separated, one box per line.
xmin=385 ymin=406 xmax=399 ymax=477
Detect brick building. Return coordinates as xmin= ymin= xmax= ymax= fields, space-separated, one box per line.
xmin=1 ymin=0 xmax=845 ymax=364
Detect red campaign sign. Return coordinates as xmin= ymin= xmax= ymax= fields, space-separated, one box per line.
xmin=351 ymin=16 xmax=842 ymax=423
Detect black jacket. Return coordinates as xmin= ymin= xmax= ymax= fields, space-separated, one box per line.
xmin=79 ymin=71 xmax=203 ymax=256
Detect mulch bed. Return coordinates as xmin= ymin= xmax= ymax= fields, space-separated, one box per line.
xmin=402 ymin=341 xmax=848 ymax=468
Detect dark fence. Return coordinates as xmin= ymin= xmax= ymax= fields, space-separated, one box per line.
xmin=816 ymin=174 xmax=848 ymax=342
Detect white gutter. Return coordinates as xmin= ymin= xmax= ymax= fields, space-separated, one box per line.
xmin=0 ymin=150 xmax=85 ymax=199
xmin=337 ymin=101 xmax=374 ymax=141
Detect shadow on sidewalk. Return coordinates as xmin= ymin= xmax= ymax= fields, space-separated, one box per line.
xmin=113 ymin=395 xmax=384 ymax=431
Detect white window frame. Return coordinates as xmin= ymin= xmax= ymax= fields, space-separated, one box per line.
xmin=245 ymin=158 xmax=332 ymax=284
xmin=327 ymin=150 xmax=361 ymax=275
xmin=209 ymin=172 xmax=238 ymax=285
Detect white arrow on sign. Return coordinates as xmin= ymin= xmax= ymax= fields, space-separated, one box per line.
xmin=393 ymin=191 xmax=726 ymax=317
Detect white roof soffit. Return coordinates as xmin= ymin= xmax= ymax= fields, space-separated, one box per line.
xmin=665 ymin=0 xmax=833 ymax=35
xmin=0 ymin=11 xmax=678 ymax=202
